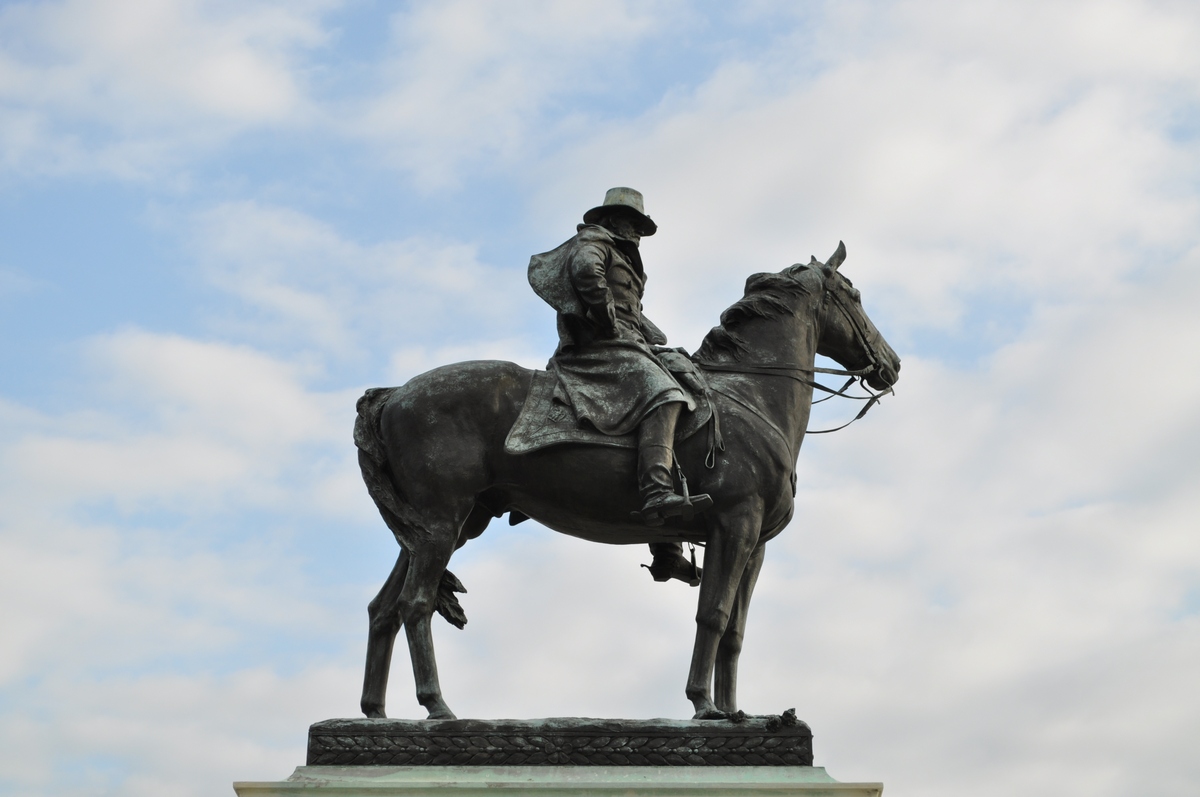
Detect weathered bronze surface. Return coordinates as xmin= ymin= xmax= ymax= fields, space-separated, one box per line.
xmin=353 ymin=189 xmax=900 ymax=723
xmin=308 ymin=714 xmax=811 ymax=767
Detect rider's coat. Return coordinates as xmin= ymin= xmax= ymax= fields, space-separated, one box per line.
xmin=528 ymin=224 xmax=693 ymax=435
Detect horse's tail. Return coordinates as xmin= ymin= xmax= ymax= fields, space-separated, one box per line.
xmin=354 ymin=387 xmax=468 ymax=628
xmin=354 ymin=387 xmax=422 ymax=546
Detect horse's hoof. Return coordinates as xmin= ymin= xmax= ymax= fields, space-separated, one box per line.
xmin=691 ymin=705 xmax=724 ymax=720
xmin=692 ymin=707 xmax=747 ymax=721
xmin=363 ymin=707 xmax=387 ymax=719
xmin=424 ymin=700 xmax=457 ymax=720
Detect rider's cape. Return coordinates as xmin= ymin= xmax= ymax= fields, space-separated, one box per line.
xmin=528 ymin=227 xmax=591 ymax=318
xmin=527 ymin=225 xmax=695 ymax=436
xmin=504 ymin=354 xmax=714 ymax=455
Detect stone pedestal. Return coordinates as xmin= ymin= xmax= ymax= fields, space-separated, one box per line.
xmin=234 ymin=717 xmax=882 ymax=796
xmin=305 ymin=716 xmax=813 ymax=767
xmin=234 ymin=765 xmax=882 ymax=795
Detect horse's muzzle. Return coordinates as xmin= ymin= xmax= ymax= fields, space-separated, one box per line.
xmin=866 ymin=360 xmax=900 ymax=392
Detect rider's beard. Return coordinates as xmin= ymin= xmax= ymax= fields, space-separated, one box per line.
xmin=604 ymin=216 xmax=641 ymax=245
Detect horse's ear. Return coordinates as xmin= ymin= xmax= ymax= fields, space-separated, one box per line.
xmin=809 ymin=255 xmax=820 ymax=265
xmin=826 ymin=241 xmax=846 ymax=271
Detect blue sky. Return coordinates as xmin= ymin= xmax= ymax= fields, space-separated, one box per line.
xmin=1 ymin=2 xmax=1199 ymax=796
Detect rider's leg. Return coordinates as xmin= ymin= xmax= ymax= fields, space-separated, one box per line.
xmin=637 ymin=401 xmax=687 ymax=525
xmin=647 ymin=541 xmax=702 ymax=586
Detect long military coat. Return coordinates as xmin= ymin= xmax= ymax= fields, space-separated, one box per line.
xmin=528 ymin=224 xmax=693 ymax=435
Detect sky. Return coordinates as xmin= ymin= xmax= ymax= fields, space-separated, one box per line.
xmin=0 ymin=0 xmax=1198 ymax=795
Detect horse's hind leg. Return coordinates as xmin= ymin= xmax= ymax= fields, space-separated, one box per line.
xmin=400 ymin=528 xmax=462 ymax=719
xmin=714 ymin=544 xmax=765 ymax=714
xmin=360 ymin=503 xmax=491 ymax=719
xmin=361 ymin=547 xmax=409 ymax=718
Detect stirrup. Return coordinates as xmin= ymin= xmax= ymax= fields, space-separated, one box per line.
xmin=632 ymin=493 xmax=688 ymax=526
xmin=630 ymin=463 xmax=713 ymax=525
xmin=630 ymin=493 xmax=713 ymax=525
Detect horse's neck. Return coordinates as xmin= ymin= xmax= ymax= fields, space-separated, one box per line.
xmin=721 ymin=315 xmax=818 ymax=458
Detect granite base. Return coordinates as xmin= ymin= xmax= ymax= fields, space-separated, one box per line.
xmin=233 ymin=765 xmax=883 ymax=796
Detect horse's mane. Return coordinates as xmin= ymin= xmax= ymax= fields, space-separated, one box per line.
xmin=695 ymin=266 xmax=813 ymax=360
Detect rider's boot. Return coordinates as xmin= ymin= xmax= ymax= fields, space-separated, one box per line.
xmin=637 ymin=402 xmax=689 ymax=526
xmin=646 ymin=542 xmax=702 ymax=586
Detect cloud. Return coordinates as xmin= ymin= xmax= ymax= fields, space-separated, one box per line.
xmin=189 ymin=200 xmax=548 ymax=369
xmin=0 ymin=327 xmax=368 ymax=796
xmin=739 ymin=245 xmax=1200 ymax=792
xmin=0 ymin=657 xmax=356 ymax=797
xmin=2 ymin=2 xmax=1199 ymax=796
xmin=0 ymin=0 xmax=331 ymax=176
xmin=0 ymin=266 xmax=42 ymax=298
xmin=0 ymin=0 xmax=675 ymax=183
xmin=1 ymin=329 xmax=353 ymax=513
xmin=348 ymin=0 xmax=662 ymax=187
xmin=529 ymin=0 xmax=1200 ymax=350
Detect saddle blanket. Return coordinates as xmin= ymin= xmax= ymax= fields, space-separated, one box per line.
xmin=504 ymin=366 xmax=712 ymax=455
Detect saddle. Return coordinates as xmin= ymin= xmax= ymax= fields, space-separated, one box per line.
xmin=504 ymin=349 xmax=716 ymax=456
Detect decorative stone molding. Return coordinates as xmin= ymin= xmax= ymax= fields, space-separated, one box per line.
xmin=307 ymin=715 xmax=813 ymax=768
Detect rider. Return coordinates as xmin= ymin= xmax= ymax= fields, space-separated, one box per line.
xmin=528 ymin=187 xmax=700 ymax=585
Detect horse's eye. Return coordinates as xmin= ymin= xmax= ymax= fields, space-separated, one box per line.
xmin=853 ymin=290 xmax=861 ymax=302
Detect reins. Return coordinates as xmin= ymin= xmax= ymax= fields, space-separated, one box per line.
xmin=693 ymin=360 xmax=874 ymax=379
xmin=693 ymin=360 xmax=891 ymax=435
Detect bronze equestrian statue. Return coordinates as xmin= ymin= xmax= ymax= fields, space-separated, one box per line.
xmin=354 ymin=188 xmax=901 ymax=721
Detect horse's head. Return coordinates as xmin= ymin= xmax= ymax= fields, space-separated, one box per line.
xmin=697 ymin=244 xmax=900 ymax=392
xmin=809 ymin=242 xmax=901 ymax=392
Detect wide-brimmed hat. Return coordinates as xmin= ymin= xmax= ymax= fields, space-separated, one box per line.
xmin=582 ymin=187 xmax=657 ymax=236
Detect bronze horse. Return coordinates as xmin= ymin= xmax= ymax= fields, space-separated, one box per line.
xmin=354 ymin=243 xmax=900 ymax=720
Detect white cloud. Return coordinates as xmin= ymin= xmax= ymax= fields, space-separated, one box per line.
xmin=0 ymin=266 xmax=42 ymax=298
xmin=2 ymin=2 xmax=1200 ymax=796
xmin=0 ymin=659 xmax=356 ymax=797
xmin=190 ymin=200 xmax=546 ymax=364
xmin=1 ymin=329 xmax=351 ymax=512
xmin=350 ymin=0 xmax=662 ymax=187
xmin=740 ymin=249 xmax=1200 ymax=793
xmin=0 ymin=328 xmax=368 ymax=796
xmin=0 ymin=0 xmax=331 ymax=176
xmin=529 ymin=0 xmax=1200 ymax=349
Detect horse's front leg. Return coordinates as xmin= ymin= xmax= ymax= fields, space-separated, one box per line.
xmin=714 ymin=543 xmax=765 ymax=714
xmin=687 ymin=503 xmax=762 ymax=719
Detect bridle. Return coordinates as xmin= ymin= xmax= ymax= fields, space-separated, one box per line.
xmin=693 ymin=269 xmax=893 ymax=436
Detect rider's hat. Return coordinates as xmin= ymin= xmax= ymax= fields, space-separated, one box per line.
xmin=582 ymin=187 xmax=657 ymax=236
